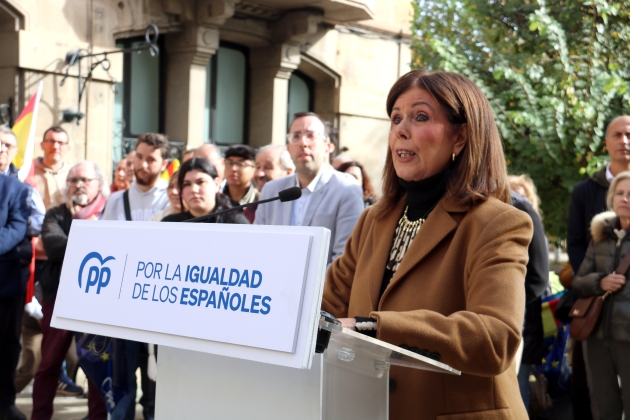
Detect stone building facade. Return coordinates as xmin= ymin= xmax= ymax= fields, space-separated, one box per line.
xmin=0 ymin=0 xmax=411 ymax=191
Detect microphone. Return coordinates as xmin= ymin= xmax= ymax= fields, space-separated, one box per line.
xmin=277 ymin=186 xmax=302 ymax=202
xmin=185 ymin=186 xmax=302 ymax=223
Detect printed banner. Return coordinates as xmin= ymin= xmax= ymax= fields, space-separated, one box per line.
xmin=54 ymin=222 xmax=317 ymax=355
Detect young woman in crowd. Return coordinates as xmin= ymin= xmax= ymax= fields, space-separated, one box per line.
xmin=337 ymin=160 xmax=377 ymax=207
xmin=110 ymin=159 xmax=130 ymax=193
xmin=322 ymin=70 xmax=532 ymax=419
xmin=572 ymin=171 xmax=630 ymax=419
xmin=151 ymin=171 xmax=183 ymax=221
xmin=161 ymin=158 xmax=248 ymax=224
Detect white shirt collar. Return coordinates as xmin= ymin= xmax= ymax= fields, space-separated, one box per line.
xmin=295 ymin=167 xmax=326 ymax=193
xmin=606 ymin=163 xmax=615 ymax=182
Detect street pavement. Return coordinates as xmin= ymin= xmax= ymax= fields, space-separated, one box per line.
xmin=15 ymin=369 xmax=143 ymax=420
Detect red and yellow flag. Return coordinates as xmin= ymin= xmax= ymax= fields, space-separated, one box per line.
xmin=160 ymin=158 xmax=180 ymax=181
xmin=12 ymin=81 xmax=43 ymax=181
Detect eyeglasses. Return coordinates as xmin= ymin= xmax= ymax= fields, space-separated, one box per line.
xmin=42 ymin=139 xmax=69 ymax=147
xmin=67 ymin=177 xmax=95 ymax=185
xmin=225 ymin=159 xmax=255 ymax=169
xmin=285 ymin=131 xmax=326 ymax=144
xmin=0 ymin=141 xmax=16 ymax=151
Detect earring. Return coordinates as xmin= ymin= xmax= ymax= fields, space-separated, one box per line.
xmin=452 ymin=153 xmax=456 ymax=162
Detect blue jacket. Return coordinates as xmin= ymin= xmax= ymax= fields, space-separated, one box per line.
xmin=0 ymin=175 xmax=30 ymax=298
xmin=254 ymin=165 xmax=364 ymax=267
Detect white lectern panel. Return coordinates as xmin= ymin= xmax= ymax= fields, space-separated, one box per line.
xmin=52 ymin=221 xmax=330 ymax=369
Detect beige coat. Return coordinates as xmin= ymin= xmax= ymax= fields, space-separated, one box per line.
xmin=323 ymin=196 xmax=532 ymax=420
xmin=32 ymin=157 xmax=70 ymax=260
xmin=33 ymin=157 xmax=70 ymax=210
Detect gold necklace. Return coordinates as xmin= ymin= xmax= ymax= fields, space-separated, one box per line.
xmin=400 ymin=206 xmax=425 ymax=234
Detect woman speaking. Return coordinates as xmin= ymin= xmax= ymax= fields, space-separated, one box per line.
xmin=322 ymin=70 xmax=533 ymax=419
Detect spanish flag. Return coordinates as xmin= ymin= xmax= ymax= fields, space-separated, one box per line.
xmin=160 ymin=158 xmax=180 ymax=181
xmin=12 ymin=81 xmax=43 ymax=181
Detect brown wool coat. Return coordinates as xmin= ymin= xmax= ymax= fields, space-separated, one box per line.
xmin=322 ymin=195 xmax=533 ymax=420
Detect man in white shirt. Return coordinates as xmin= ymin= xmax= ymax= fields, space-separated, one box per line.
xmin=101 ymin=132 xmax=170 ymax=420
xmin=101 ymin=133 xmax=169 ymax=222
xmin=255 ymin=112 xmax=364 ymax=266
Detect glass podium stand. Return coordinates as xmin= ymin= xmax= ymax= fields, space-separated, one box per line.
xmin=155 ymin=317 xmax=460 ymax=419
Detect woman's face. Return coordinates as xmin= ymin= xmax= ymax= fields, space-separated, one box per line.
xmin=613 ymin=179 xmax=630 ymax=219
xmin=389 ymin=87 xmax=466 ymax=182
xmin=167 ymin=178 xmax=181 ymax=211
xmin=114 ymin=160 xmax=128 ymax=189
xmin=345 ymin=166 xmax=363 ymax=187
xmin=181 ymin=169 xmax=218 ymax=217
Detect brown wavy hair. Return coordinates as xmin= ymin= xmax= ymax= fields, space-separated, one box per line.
xmin=375 ymin=70 xmax=510 ymax=217
xmin=337 ymin=161 xmax=377 ymax=202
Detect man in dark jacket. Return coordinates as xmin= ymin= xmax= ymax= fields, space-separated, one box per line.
xmin=0 ymin=173 xmax=30 ymax=420
xmin=566 ymin=115 xmax=630 ymax=420
xmin=568 ymin=115 xmax=630 ymax=271
xmin=31 ymin=161 xmax=108 ymax=420
xmin=0 ymin=127 xmax=49 ymax=399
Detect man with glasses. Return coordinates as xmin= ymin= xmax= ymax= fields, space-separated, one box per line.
xmin=221 ymin=145 xmax=259 ymax=223
xmin=34 ymin=126 xmax=71 ymax=209
xmin=255 ymin=112 xmax=364 ymax=266
xmin=222 ymin=144 xmax=259 ymax=210
xmin=31 ymin=161 xmax=108 ymax=420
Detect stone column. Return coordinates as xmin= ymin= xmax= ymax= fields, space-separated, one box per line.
xmin=248 ymin=11 xmax=323 ymax=148
xmin=248 ymin=43 xmax=301 ymax=148
xmin=164 ymin=24 xmax=218 ymax=148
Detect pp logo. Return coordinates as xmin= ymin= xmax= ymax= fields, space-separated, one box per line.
xmin=78 ymin=252 xmax=116 ymax=294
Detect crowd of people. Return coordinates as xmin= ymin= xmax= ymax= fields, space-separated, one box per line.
xmin=0 ymin=110 xmax=370 ymax=420
xmin=1 ymin=70 xmax=630 ymax=420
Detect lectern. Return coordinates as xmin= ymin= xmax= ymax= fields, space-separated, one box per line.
xmin=52 ymin=221 xmax=460 ymax=419
xmin=155 ymin=318 xmax=460 ymax=419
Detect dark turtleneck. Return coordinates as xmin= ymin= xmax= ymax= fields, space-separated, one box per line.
xmin=398 ymin=167 xmax=452 ymax=221
xmin=378 ymin=167 xmax=452 ymax=299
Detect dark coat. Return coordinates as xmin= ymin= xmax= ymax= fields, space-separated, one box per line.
xmin=511 ymin=191 xmax=549 ymax=364
xmin=6 ymin=163 xmax=34 ymax=264
xmin=511 ymin=191 xmax=549 ymax=304
xmin=0 ymin=175 xmax=30 ymax=298
xmin=567 ymin=167 xmax=609 ymax=271
xmin=573 ymin=211 xmax=630 ymax=343
xmin=323 ymin=196 xmax=532 ymax=420
xmin=39 ymin=203 xmax=72 ymax=301
xmin=161 ymin=195 xmax=250 ymax=225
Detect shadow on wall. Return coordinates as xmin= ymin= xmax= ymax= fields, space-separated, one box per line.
xmin=62 ymin=0 xmax=91 ymax=44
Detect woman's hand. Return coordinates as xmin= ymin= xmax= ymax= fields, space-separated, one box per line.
xmin=337 ymin=318 xmax=357 ymax=330
xmin=600 ymin=274 xmax=626 ymax=292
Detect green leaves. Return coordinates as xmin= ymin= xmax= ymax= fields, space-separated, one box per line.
xmin=412 ymin=0 xmax=630 ymax=242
